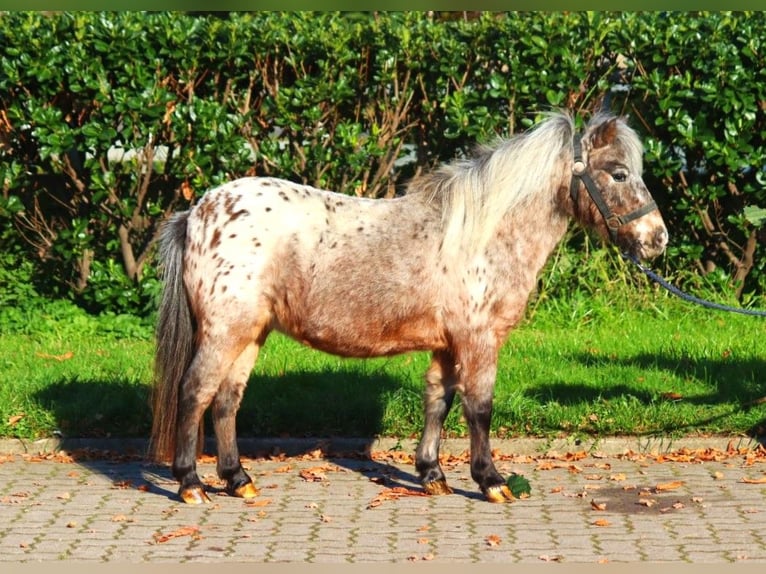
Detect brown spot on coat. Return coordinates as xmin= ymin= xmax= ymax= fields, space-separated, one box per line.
xmin=210 ymin=228 xmax=222 ymax=249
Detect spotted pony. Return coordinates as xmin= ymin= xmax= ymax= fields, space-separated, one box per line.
xmin=150 ymin=112 xmax=668 ymax=504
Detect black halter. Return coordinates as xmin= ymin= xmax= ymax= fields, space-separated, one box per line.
xmin=570 ymin=134 xmax=658 ymax=243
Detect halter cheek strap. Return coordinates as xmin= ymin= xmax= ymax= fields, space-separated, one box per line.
xmin=570 ymin=134 xmax=658 ymax=243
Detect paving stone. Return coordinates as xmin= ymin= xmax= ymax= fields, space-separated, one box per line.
xmin=0 ymin=438 xmax=765 ymax=563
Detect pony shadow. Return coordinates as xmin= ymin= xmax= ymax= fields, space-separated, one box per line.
xmin=524 ymin=350 xmax=766 ymax=439
xmin=32 ymin=368 xmax=436 ymax=501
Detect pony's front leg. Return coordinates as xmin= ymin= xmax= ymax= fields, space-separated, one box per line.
xmin=461 ymin=355 xmax=514 ymax=503
xmin=416 ymin=350 xmax=457 ymax=495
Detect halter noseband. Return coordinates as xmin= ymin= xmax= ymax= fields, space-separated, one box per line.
xmin=570 ymin=134 xmax=658 ymax=243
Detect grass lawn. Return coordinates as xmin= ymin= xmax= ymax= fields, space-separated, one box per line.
xmin=0 ymin=294 xmax=764 ymax=442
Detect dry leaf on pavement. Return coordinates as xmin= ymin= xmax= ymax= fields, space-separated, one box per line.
xmin=740 ymin=476 xmax=766 ymax=484
xmin=299 ymin=467 xmax=327 ymax=482
xmin=153 ymin=525 xmax=200 ymax=544
xmin=655 ymin=480 xmax=685 ymax=492
xmin=367 ymin=486 xmax=428 ymax=509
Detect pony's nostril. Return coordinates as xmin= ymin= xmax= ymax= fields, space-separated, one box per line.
xmin=654 ymin=228 xmax=668 ymax=250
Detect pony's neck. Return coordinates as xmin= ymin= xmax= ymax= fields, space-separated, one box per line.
xmin=496 ymin=182 xmax=571 ymax=291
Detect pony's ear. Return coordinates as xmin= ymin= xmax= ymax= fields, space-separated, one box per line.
xmin=590 ymin=117 xmax=619 ymax=149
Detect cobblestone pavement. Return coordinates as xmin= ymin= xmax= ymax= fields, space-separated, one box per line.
xmin=0 ymin=437 xmax=764 ymax=563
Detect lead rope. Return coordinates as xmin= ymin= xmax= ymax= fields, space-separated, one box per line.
xmin=622 ymin=252 xmax=766 ymax=317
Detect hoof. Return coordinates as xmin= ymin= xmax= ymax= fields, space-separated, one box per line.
xmin=423 ymin=479 xmax=453 ymax=496
xmin=485 ymin=484 xmax=515 ymax=503
xmin=179 ymin=486 xmax=211 ymax=505
xmin=231 ymin=481 xmax=259 ymax=499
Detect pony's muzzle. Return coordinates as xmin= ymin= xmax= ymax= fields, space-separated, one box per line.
xmin=639 ymin=223 xmax=669 ymax=261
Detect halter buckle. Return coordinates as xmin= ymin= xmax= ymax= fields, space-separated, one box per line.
xmin=605 ymin=215 xmax=622 ymax=232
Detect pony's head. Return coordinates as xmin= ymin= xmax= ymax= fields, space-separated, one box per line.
xmin=571 ymin=114 xmax=668 ymax=261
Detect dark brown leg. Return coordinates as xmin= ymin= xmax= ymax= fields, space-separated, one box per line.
xmin=458 ymin=343 xmax=514 ymax=503
xmin=416 ymin=350 xmax=457 ymax=495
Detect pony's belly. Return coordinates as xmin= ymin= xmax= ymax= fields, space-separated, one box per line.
xmin=278 ymin=316 xmax=449 ymax=358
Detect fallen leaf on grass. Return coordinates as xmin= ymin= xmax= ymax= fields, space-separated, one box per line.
xmin=244 ymin=498 xmax=271 ymax=507
xmin=592 ymin=519 xmax=611 ymax=527
xmin=609 ymin=473 xmax=627 ymax=482
xmin=637 ymin=499 xmax=656 ymax=508
xmin=153 ymin=525 xmax=200 ymax=544
xmin=539 ymin=554 xmax=563 ymax=562
xmin=36 ymin=351 xmax=74 ymax=361
xmin=8 ymin=414 xmax=24 ymax=426
xmin=485 ymin=534 xmax=502 ymax=547
xmin=590 ymin=499 xmax=607 ymax=511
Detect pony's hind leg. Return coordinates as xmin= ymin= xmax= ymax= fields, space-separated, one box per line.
xmin=212 ymin=341 xmax=260 ymax=499
xmin=416 ymin=350 xmax=457 ymax=495
xmin=171 ymin=344 xmax=227 ymax=504
xmin=172 ymin=337 xmax=253 ymax=504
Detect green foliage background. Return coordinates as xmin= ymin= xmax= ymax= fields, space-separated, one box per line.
xmin=1 ymin=11 xmax=765 ymax=317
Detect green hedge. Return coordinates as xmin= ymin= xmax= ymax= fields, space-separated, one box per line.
xmin=1 ymin=11 xmax=764 ymax=314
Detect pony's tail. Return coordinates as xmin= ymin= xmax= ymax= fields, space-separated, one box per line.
xmin=149 ymin=211 xmax=194 ymax=463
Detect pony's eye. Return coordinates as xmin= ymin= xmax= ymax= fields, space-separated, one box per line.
xmin=612 ymin=171 xmax=628 ymax=183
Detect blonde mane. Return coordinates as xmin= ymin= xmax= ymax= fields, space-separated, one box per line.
xmin=408 ymin=112 xmax=576 ymax=259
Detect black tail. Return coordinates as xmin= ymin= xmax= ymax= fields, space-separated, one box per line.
xmin=148 ymin=212 xmax=194 ymax=462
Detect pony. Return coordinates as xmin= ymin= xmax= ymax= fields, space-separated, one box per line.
xmin=149 ymin=112 xmax=668 ymax=504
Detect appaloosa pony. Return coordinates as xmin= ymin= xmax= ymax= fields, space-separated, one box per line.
xmin=150 ymin=112 xmax=668 ymax=504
